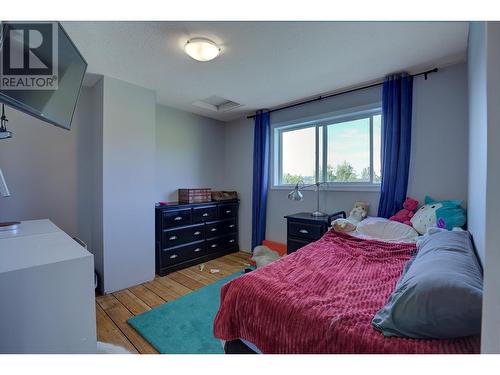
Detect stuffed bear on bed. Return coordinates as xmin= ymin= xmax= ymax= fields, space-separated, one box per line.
xmin=331 ymin=201 xmax=368 ymax=233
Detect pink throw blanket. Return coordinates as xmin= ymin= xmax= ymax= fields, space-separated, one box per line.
xmin=213 ymin=230 xmax=480 ymax=353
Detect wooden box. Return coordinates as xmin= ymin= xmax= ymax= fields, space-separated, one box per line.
xmin=211 ymin=191 xmax=238 ymax=201
xmin=178 ymin=188 xmax=212 ymax=204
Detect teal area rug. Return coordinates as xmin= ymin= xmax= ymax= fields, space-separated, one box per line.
xmin=128 ymin=272 xmax=242 ymax=354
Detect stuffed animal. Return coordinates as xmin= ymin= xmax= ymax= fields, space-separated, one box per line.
xmin=389 ymin=197 xmax=419 ymax=226
xmin=410 ymin=196 xmax=466 ymax=234
xmin=331 ymin=201 xmax=369 ymax=233
xmin=251 ymin=246 xmax=281 ymax=269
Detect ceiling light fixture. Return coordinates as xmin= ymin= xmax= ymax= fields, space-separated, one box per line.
xmin=184 ymin=38 xmax=220 ymax=62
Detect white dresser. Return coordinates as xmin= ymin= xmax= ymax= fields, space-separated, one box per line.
xmin=0 ymin=220 xmax=97 ymax=353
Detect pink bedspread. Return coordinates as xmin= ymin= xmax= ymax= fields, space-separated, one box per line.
xmin=213 ymin=230 xmax=480 ymax=353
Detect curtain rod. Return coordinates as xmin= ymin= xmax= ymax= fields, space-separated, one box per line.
xmin=246 ymin=67 xmax=438 ymax=119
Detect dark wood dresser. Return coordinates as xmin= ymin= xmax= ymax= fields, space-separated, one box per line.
xmin=155 ymin=200 xmax=239 ymax=276
xmin=285 ymin=211 xmax=346 ymax=254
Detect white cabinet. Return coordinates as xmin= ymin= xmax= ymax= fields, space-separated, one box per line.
xmin=0 ymin=220 xmax=96 ymax=353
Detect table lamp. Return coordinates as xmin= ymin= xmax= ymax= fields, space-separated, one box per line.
xmin=288 ymin=181 xmax=328 ymax=217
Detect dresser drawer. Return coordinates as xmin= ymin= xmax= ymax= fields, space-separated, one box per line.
xmin=161 ymin=241 xmax=206 ymax=266
xmin=205 ymin=219 xmax=238 ymax=238
xmin=218 ymin=203 xmax=238 ymax=219
xmin=162 ymin=208 xmax=192 ymax=228
xmin=192 ymin=205 xmax=217 ymax=223
xmin=206 ymin=234 xmax=238 ymax=254
xmin=162 ymin=224 xmax=204 ymax=248
xmin=205 ymin=221 xmax=222 ymax=237
xmin=220 ymin=218 xmax=238 ymax=234
xmin=288 ymin=221 xmax=323 ymax=240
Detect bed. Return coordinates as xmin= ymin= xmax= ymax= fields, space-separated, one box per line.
xmin=213 ymin=227 xmax=480 ymax=354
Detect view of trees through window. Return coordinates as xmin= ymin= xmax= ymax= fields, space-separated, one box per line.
xmin=280 ymin=113 xmax=381 ymax=185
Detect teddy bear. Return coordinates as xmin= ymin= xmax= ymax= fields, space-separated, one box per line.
xmin=331 ymin=201 xmax=369 ymax=233
xmin=389 ymin=197 xmax=419 ymax=226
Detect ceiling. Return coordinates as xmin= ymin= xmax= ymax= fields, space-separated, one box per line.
xmin=63 ymin=22 xmax=469 ymax=122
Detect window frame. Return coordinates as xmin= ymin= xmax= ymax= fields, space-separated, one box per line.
xmin=271 ymin=104 xmax=382 ymax=192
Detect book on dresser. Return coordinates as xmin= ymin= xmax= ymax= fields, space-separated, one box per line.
xmin=155 ymin=200 xmax=239 ymax=276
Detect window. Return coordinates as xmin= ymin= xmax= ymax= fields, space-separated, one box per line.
xmin=273 ymin=107 xmax=382 ymax=189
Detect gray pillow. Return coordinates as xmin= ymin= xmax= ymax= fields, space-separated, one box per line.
xmin=372 ymin=230 xmax=483 ymax=339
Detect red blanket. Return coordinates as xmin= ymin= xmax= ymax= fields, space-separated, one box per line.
xmin=213 ymin=231 xmax=480 ymax=353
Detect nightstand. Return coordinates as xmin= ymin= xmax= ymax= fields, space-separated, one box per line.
xmin=284 ymin=211 xmax=346 ymax=254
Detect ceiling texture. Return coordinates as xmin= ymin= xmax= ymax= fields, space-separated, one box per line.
xmin=63 ymin=21 xmax=469 ymax=122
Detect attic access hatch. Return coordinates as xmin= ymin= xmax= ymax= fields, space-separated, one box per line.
xmin=192 ymin=95 xmax=241 ymax=112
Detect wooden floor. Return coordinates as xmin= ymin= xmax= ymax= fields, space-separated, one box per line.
xmin=95 ymin=251 xmax=252 ymax=354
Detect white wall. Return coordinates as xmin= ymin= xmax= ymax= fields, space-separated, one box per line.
xmin=155 ymin=105 xmax=226 ymax=202
xmin=225 ymin=63 xmax=469 ymax=249
xmin=468 ymin=21 xmax=500 ymax=354
xmin=101 ymin=77 xmax=156 ymax=293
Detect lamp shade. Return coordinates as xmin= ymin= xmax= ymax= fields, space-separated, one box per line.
xmin=288 ymin=184 xmax=304 ymax=201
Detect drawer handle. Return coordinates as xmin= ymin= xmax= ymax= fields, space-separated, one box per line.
xmin=194 ymin=231 xmax=201 ymax=236
xmin=211 ymin=244 xmax=217 ymax=248
xmin=174 ymin=216 xmax=183 ymax=221
xmin=202 ymin=213 xmax=209 ymax=217
xmin=299 ymin=229 xmax=309 ymax=234
xmin=169 ymin=254 xmax=178 ymax=259
xmin=229 ymin=224 xmax=235 ymax=228
xmin=229 ymin=239 xmax=235 ymax=243
xmin=225 ymin=210 xmax=232 ymax=214
xmin=169 ymin=235 xmax=177 ymax=240
xmin=194 ymin=248 xmax=202 ymax=252
xmin=210 ymin=228 xmax=217 ymax=232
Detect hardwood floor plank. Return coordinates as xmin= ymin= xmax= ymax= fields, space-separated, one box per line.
xmin=168 ymin=271 xmax=206 ymax=290
xmin=201 ymin=261 xmax=234 ymax=277
xmin=232 ymin=251 xmax=252 ymax=260
xmin=96 ymin=294 xmax=158 ymax=354
xmin=128 ymin=284 xmax=166 ymax=308
xmin=225 ymin=254 xmax=252 ymax=266
xmin=206 ymin=259 xmax=242 ymax=274
xmin=216 ymin=256 xmax=248 ymax=268
xmin=113 ymin=289 xmax=151 ymax=316
xmin=177 ymin=268 xmax=213 ymax=285
xmin=95 ymin=303 xmax=139 ymax=354
xmin=143 ymin=279 xmax=182 ymax=301
xmin=156 ymin=276 xmax=194 ymax=295
xmin=185 ymin=265 xmax=221 ymax=282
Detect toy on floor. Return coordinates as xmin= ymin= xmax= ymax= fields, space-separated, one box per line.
xmin=251 ymin=245 xmax=281 ymax=269
xmin=389 ymin=197 xmax=419 ymax=226
xmin=331 ymin=201 xmax=369 ymax=232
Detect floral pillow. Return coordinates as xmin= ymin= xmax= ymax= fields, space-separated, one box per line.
xmin=410 ymin=196 xmax=466 ymax=235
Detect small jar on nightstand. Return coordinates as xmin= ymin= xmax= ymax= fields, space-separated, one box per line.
xmin=284 ymin=211 xmax=346 ymax=254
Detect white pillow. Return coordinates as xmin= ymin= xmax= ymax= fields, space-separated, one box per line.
xmin=353 ymin=217 xmax=419 ymax=243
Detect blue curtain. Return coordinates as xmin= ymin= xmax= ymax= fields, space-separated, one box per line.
xmin=378 ymin=74 xmax=413 ymax=218
xmin=251 ymin=110 xmax=270 ymax=250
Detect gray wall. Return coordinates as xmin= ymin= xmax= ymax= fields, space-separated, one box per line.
xmin=467 ymin=23 xmax=488 ymax=264
xmin=101 ymin=77 xmax=156 ymax=293
xmin=0 ymin=86 xmax=97 ymax=241
xmin=223 ymin=117 xmax=255 ymax=252
xmin=155 ymin=105 xmax=226 ymax=202
xmin=407 ymin=63 xmax=469 ymax=205
xmin=225 ymin=63 xmax=469 ymax=249
xmin=0 ymin=84 xmax=105 ymax=286
xmin=468 ymin=21 xmax=500 ymax=354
